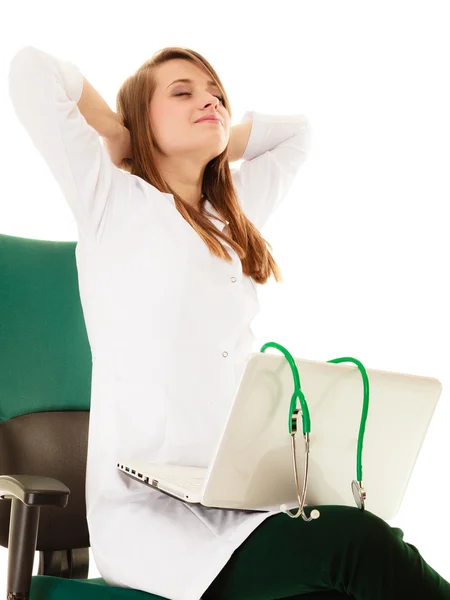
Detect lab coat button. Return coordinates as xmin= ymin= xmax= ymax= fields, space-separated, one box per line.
xmin=222 ymin=351 xmax=228 ymax=358
xmin=231 ymin=277 xmax=237 ymax=283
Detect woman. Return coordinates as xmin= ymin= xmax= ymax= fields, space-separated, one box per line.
xmin=8 ymin=44 xmax=450 ymax=600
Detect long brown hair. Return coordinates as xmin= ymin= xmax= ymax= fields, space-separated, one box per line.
xmin=115 ymin=47 xmax=282 ymax=284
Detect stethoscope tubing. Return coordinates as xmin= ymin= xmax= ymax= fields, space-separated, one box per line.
xmin=259 ymin=342 xmax=369 ymax=520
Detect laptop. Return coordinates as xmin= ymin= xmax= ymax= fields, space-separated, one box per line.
xmin=117 ymin=353 xmax=443 ymax=520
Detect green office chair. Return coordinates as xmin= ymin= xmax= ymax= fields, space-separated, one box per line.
xmin=0 ymin=231 xmax=351 ymax=600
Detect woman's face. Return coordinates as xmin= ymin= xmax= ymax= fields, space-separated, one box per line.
xmin=149 ymin=59 xmax=231 ymax=162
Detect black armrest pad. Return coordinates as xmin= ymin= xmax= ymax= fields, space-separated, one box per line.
xmin=0 ymin=475 xmax=70 ymax=507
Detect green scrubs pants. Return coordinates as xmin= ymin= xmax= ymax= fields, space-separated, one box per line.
xmin=203 ymin=505 xmax=450 ymax=600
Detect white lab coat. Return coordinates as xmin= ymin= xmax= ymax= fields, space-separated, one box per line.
xmin=9 ymin=46 xmax=312 ymax=600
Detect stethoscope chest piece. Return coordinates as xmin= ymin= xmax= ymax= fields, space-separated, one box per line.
xmin=352 ymin=480 xmax=366 ymax=510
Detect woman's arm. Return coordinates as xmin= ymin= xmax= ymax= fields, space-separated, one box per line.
xmin=77 ymin=76 xmax=123 ymax=139
xmin=229 ymin=111 xmax=311 ymax=230
xmin=8 ymin=46 xmax=129 ymax=241
xmin=77 ymin=77 xmax=132 ymax=167
xmin=227 ymin=120 xmax=253 ymax=162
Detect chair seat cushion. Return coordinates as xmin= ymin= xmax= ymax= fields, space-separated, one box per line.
xmin=30 ymin=575 xmax=350 ymax=600
xmin=30 ymin=575 xmax=167 ymax=600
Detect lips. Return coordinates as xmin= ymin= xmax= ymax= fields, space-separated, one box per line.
xmin=196 ymin=116 xmax=221 ymax=124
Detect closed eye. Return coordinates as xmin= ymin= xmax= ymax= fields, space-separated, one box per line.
xmin=175 ymin=92 xmax=224 ymax=103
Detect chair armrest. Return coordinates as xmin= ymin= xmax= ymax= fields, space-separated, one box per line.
xmin=0 ymin=475 xmax=70 ymax=599
xmin=0 ymin=474 xmax=70 ymax=507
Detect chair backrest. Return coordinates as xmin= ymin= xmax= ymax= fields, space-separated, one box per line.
xmin=0 ymin=232 xmax=92 ymax=553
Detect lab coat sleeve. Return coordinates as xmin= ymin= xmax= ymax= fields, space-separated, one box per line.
xmin=231 ymin=110 xmax=312 ymax=231
xmin=8 ymin=46 xmax=128 ymax=242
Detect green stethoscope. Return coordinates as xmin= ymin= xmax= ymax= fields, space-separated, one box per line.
xmin=260 ymin=342 xmax=370 ymax=521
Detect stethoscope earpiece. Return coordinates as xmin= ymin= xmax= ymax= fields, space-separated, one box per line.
xmin=279 ymin=503 xmax=321 ymax=521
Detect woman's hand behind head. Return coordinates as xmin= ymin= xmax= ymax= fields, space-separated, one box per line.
xmin=103 ymin=124 xmax=133 ymax=170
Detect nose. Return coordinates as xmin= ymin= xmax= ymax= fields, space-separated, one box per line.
xmin=203 ymin=93 xmax=220 ymax=109
xmin=203 ymin=100 xmax=218 ymax=110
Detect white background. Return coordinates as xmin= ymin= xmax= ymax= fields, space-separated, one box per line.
xmin=1 ymin=0 xmax=449 ymax=593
